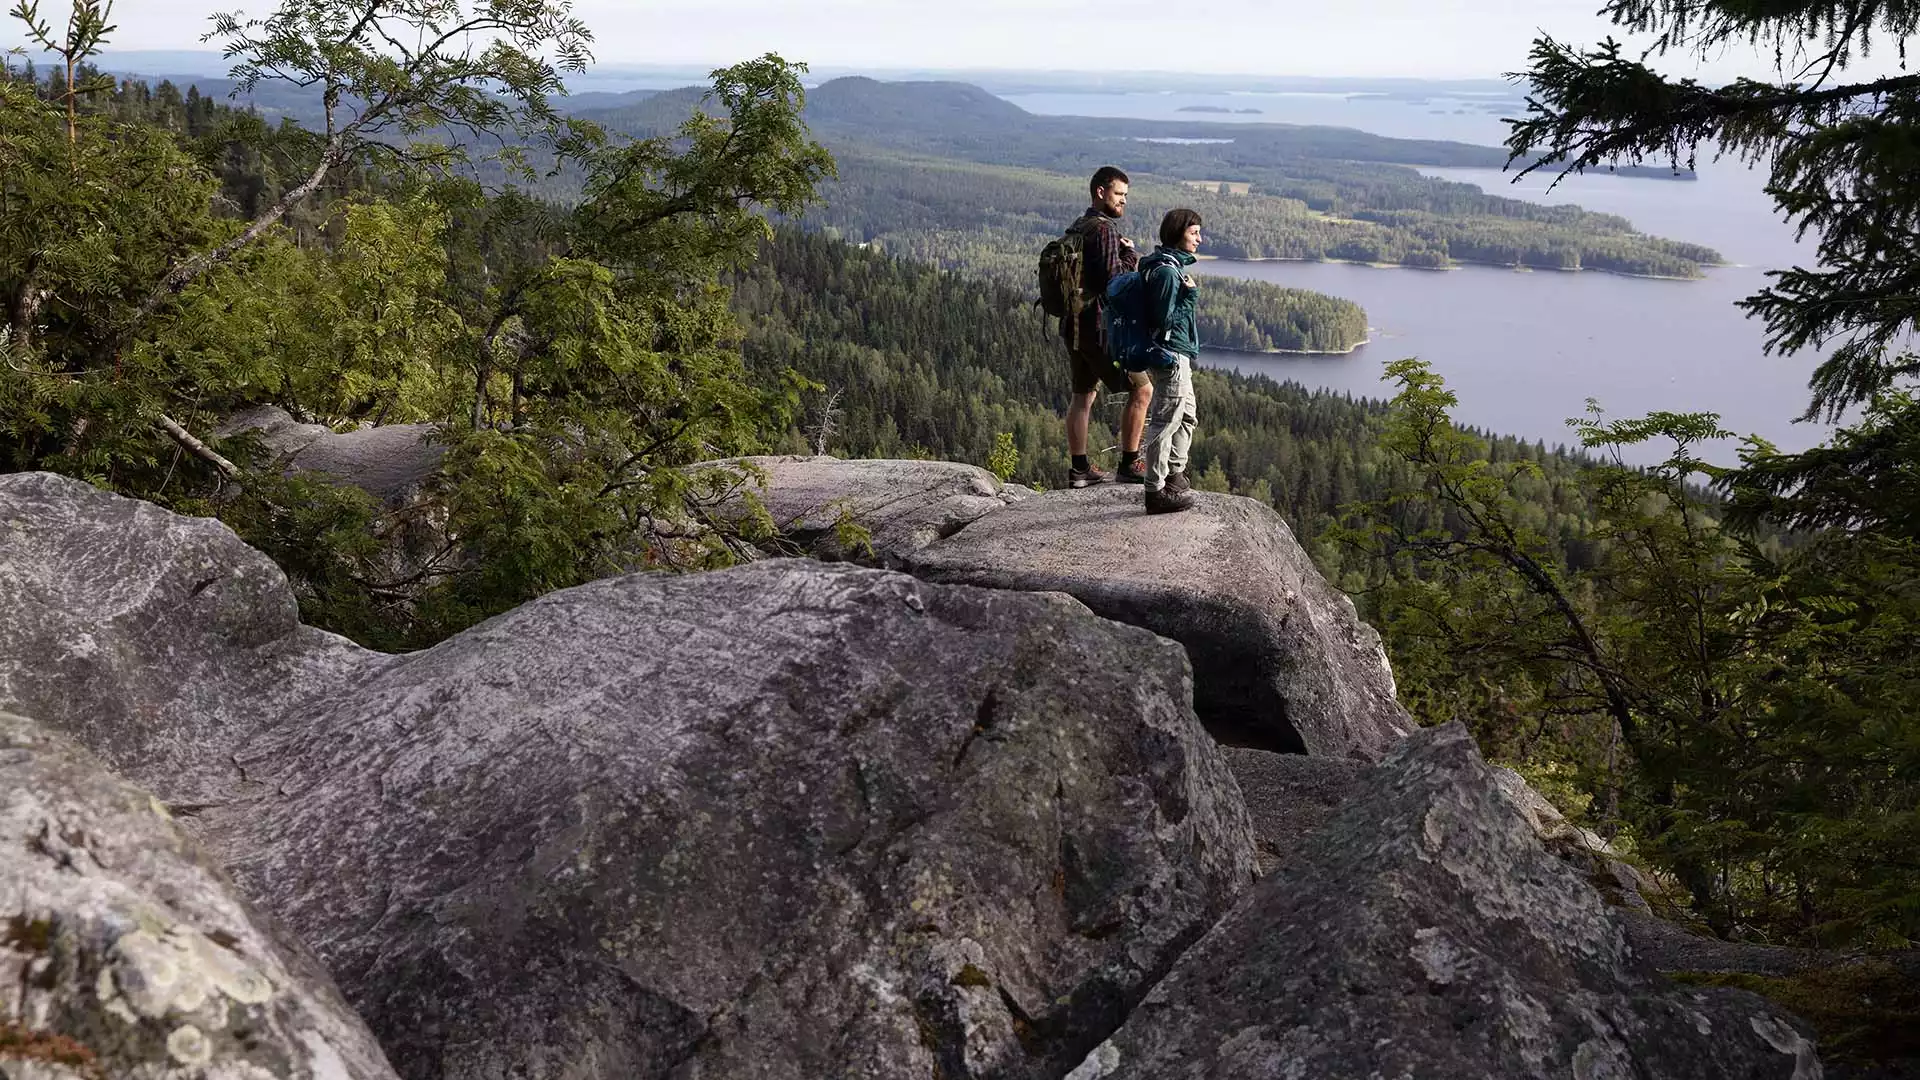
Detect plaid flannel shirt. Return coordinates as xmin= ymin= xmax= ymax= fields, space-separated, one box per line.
xmin=1071 ymin=208 xmax=1139 ymax=350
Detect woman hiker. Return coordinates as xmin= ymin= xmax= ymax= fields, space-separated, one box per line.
xmin=1139 ymin=208 xmax=1204 ymax=515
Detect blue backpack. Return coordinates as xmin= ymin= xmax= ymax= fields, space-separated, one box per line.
xmin=1103 ymin=253 xmax=1181 ymax=372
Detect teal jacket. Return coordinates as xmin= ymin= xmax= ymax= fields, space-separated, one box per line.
xmin=1143 ymin=247 xmax=1200 ymax=359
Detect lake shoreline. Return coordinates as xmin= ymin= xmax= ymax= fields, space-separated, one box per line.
xmin=1209 ymin=338 xmax=1374 ymax=358
xmin=1195 ymin=252 xmax=1707 ymax=283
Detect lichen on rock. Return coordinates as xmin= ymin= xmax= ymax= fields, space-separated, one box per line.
xmin=0 ymin=710 xmax=397 ymax=1080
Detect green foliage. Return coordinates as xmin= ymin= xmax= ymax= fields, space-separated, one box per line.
xmin=829 ymin=499 xmax=875 ymax=560
xmin=2 ymin=4 xmax=832 ymax=649
xmin=986 ymin=431 xmax=1019 ymax=482
xmin=0 ymin=75 xmax=237 ymax=487
xmin=1193 ymin=458 xmax=1231 ymax=493
xmin=1 ymin=0 xmax=594 ymax=485
xmin=183 ymin=469 xmax=408 ymax=647
xmin=1349 ymin=359 xmax=1920 ymax=947
xmin=7 ymin=0 xmax=116 ymax=141
xmin=572 ymin=54 xmax=835 ymax=280
xmin=1726 ymin=390 xmax=1920 ymax=539
xmin=314 ymin=56 xmax=829 ymax=644
xmin=211 ymin=0 xmax=592 ymax=178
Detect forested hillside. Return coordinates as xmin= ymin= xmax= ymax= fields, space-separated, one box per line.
xmin=580 ymin=76 xmax=1725 ymax=278
xmin=731 ymin=227 xmax=1597 ymax=582
xmin=811 ymin=151 xmax=1371 ymax=351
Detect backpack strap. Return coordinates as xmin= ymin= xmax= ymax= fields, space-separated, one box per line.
xmin=1137 ymin=252 xmax=1182 ymax=345
xmin=1139 ymin=250 xmax=1180 ymax=277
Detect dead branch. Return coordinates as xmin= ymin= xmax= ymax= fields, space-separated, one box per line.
xmin=157 ymin=413 xmax=237 ymax=479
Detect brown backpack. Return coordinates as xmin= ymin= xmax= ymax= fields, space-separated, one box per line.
xmin=1036 ymin=214 xmax=1102 ymax=345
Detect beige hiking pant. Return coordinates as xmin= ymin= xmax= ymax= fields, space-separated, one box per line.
xmin=1143 ymin=353 xmax=1196 ymax=490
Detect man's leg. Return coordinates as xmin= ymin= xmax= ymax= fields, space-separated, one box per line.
xmin=1122 ymin=377 xmax=1152 ymax=453
xmin=1110 ymin=371 xmax=1153 ymax=483
xmin=1066 ymin=340 xmax=1109 ymax=486
xmin=1066 ymin=389 xmax=1098 ymax=457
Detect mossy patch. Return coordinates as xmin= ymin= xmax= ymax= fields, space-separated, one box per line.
xmin=0 ymin=1020 xmax=104 ymax=1079
xmin=950 ymin=964 xmax=992 ymax=988
xmin=3 ymin=915 xmax=54 ymax=954
xmin=1674 ymin=960 xmax=1920 ymax=1064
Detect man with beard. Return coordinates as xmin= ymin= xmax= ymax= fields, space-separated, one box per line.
xmin=1058 ymin=166 xmax=1154 ymax=487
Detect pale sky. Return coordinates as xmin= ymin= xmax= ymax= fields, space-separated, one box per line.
xmin=6 ymin=0 xmax=1913 ymax=82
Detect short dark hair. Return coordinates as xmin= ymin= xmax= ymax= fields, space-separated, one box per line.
xmin=1159 ymin=208 xmax=1203 ymax=248
xmin=1090 ymin=165 xmax=1130 ymax=198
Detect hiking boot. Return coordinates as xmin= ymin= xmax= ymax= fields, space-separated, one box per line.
xmin=1145 ymin=485 xmax=1196 ymax=515
xmin=1116 ymin=456 xmax=1147 ymax=484
xmin=1069 ymin=463 xmax=1110 ymax=488
xmin=1164 ymin=469 xmax=1191 ymax=495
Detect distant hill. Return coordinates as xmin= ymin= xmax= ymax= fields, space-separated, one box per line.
xmin=561 ymin=77 xmax=1035 ymax=140
xmin=556 ymin=88 xmax=661 ymax=113
xmin=567 ymin=75 xmax=1696 ymax=182
xmin=805 ymin=76 xmax=1032 ymax=133
xmin=35 ymin=60 xmax=1685 ymax=182
xmin=568 ymin=75 xmax=1520 ymax=171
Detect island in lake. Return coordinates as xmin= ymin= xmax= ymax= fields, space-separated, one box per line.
xmin=1177 ymin=105 xmax=1264 ymax=115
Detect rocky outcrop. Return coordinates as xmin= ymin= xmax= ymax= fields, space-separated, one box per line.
xmin=1225 ymin=746 xmax=1666 ymax=905
xmin=718 ymin=455 xmax=1028 ymax=565
xmin=0 ymin=710 xmax=397 ymax=1080
xmin=1064 ymin=724 xmax=1823 ymax=1080
xmin=0 ymin=471 xmax=382 ymax=808
xmin=714 ymin=459 xmax=1410 ymax=758
xmin=216 ymin=405 xmax=442 ymax=507
xmin=1624 ymin=913 xmax=1839 ymax=979
xmin=1 ymin=472 xmax=1835 ymax=1080
xmin=0 ymin=475 xmax=1258 ymax=1080
xmin=904 ymin=486 xmax=1413 ymax=759
xmin=198 ymin=561 xmax=1258 ymax=1079
xmin=714 ymin=459 xmax=1411 ymax=759
xmin=205 ymin=441 xmax=1407 ymax=760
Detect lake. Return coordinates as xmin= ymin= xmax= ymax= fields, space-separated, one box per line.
xmin=1191 ymin=255 xmax=1825 ymax=461
xmin=1007 ymin=90 xmax=1841 ymax=463
xmin=1001 ymin=89 xmax=1526 ymax=146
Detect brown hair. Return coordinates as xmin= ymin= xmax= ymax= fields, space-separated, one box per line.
xmin=1159 ymin=208 xmax=1203 ymax=248
xmin=1090 ymin=165 xmax=1130 ymax=198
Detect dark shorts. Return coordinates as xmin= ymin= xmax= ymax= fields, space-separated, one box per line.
xmin=1069 ymin=338 xmax=1152 ymax=396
